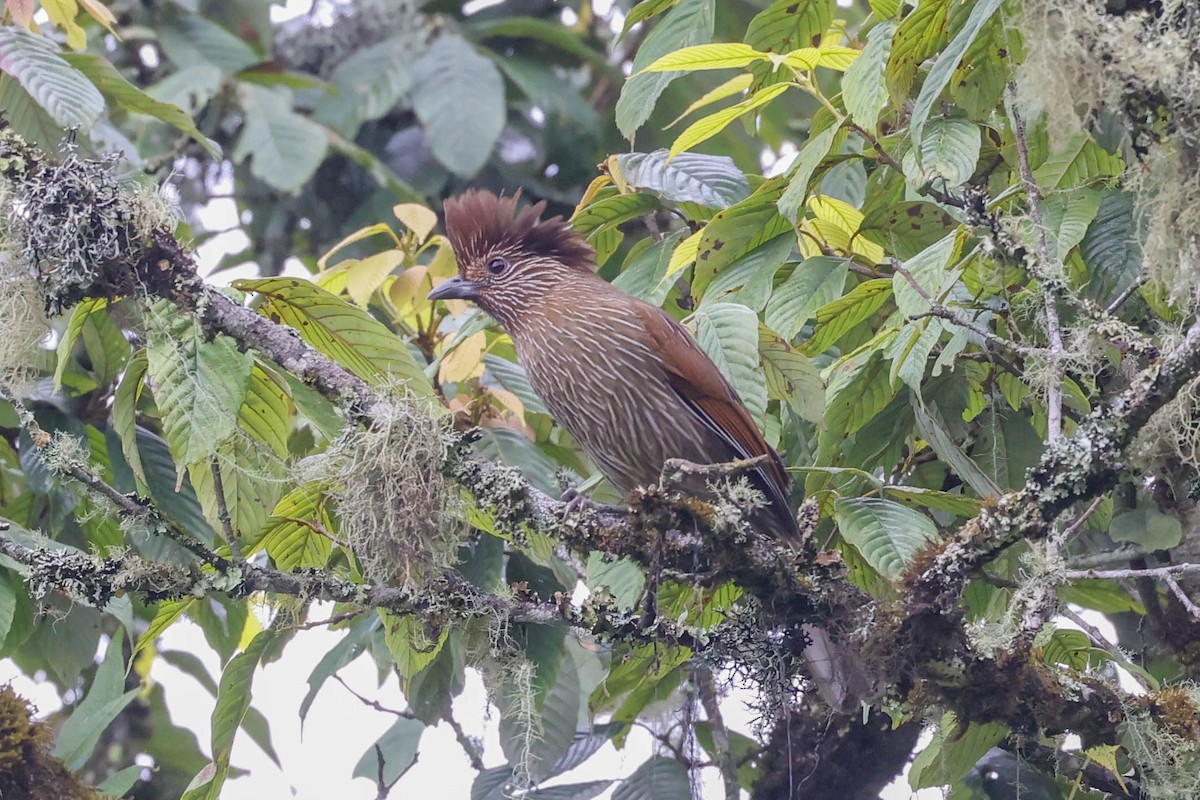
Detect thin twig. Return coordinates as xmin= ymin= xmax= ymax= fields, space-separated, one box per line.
xmin=1164 ymin=575 xmax=1200 ymax=619
xmin=1059 ymin=606 xmax=1152 ymax=691
xmin=695 ymin=666 xmax=739 ymax=800
xmin=334 ymin=674 xmax=415 ymax=718
xmin=1063 ymin=564 xmax=1200 ymax=620
xmin=210 ymin=457 xmax=242 ymax=560
xmin=445 ymin=708 xmax=485 ymax=771
xmin=1107 ymin=275 xmax=1147 ymax=315
xmin=1007 ymin=84 xmax=1064 ymax=443
xmin=1052 ymin=495 xmax=1107 ymax=549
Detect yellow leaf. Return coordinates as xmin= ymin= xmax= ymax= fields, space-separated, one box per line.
xmin=655 ymin=229 xmax=703 ymax=292
xmin=42 ymin=0 xmax=86 ymax=49
xmin=439 ymin=331 xmax=486 ymax=384
xmin=638 ymin=43 xmax=766 ymax=74
xmin=817 ymin=45 xmax=859 ymax=71
xmin=314 ymin=268 xmax=347 ymax=295
xmin=666 ymin=74 xmax=752 ymax=128
xmin=344 ymin=249 xmax=403 ymax=307
xmin=783 ymin=47 xmax=821 ymax=71
xmin=488 ymin=387 xmax=525 ymax=421
xmin=318 ymin=222 xmax=400 ymax=270
xmin=392 ymin=203 xmax=437 ymax=243
xmin=426 ymin=237 xmax=458 ymax=279
xmin=238 ymin=611 xmax=263 ymax=651
xmin=573 ymin=175 xmax=613 ymax=217
xmin=1082 ymin=745 xmax=1128 ymax=793
xmin=808 ymin=195 xmax=885 ymax=263
xmin=669 ymin=82 xmax=789 ymax=157
xmin=79 ymin=0 xmax=119 ymax=37
xmin=388 ymin=264 xmax=431 ymax=317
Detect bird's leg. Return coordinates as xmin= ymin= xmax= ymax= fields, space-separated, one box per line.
xmin=560 ymin=487 xmax=597 ymax=516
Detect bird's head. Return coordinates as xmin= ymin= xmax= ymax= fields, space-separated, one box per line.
xmin=428 ymin=190 xmax=596 ymax=327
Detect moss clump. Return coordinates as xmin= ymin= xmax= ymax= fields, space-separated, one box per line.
xmin=0 ymin=685 xmax=109 ymax=800
xmin=1123 ymin=685 xmax=1200 ymax=799
xmin=299 ymin=390 xmax=463 ymax=586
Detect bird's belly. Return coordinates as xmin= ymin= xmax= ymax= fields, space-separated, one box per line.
xmin=518 ymin=344 xmax=723 ymax=494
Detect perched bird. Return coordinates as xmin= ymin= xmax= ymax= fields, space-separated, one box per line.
xmin=429 ymin=190 xmax=859 ymax=708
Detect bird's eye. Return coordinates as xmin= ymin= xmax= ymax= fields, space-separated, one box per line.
xmin=486 ymin=257 xmax=510 ymax=276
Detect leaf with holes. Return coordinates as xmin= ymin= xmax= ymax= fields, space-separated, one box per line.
xmin=834 ymin=497 xmax=939 ymax=580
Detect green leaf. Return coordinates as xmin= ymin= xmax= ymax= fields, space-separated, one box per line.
xmin=613 ymin=757 xmax=691 ymax=800
xmin=834 ymin=497 xmax=939 ymax=580
xmin=54 ymin=298 xmax=107 ymax=393
xmin=1032 ymin=135 xmax=1124 ymax=190
xmin=670 ymin=82 xmax=789 ymax=157
xmin=616 ymin=0 xmax=715 ymax=138
xmin=528 ymin=782 xmax=613 ymax=800
xmin=234 ymin=278 xmax=432 ymax=392
xmin=233 ymin=84 xmax=328 ymax=193
xmin=145 ymin=312 xmax=254 ymax=470
xmin=110 ymin=348 xmax=147 ymax=494
xmin=1042 ymin=188 xmax=1103 ymax=262
xmin=484 ymin=354 xmax=548 ymax=416
xmin=691 ymin=185 xmax=792 ymax=297
xmin=1058 ymin=579 xmax=1145 ymax=615
xmin=183 ymin=630 xmax=276 ymax=800
xmin=892 ymin=234 xmax=957 ymax=317
xmin=1109 ymin=508 xmax=1183 ymax=551
xmin=135 ymin=599 xmax=194 ymax=655
xmin=860 ymin=200 xmax=960 ymax=260
xmin=765 ymin=256 xmax=849 ymax=338
xmin=352 ymin=716 xmax=424 ymax=785
xmin=613 ymin=230 xmax=688 ymax=305
xmin=60 ymin=52 xmax=217 ymax=156
xmin=971 ymin=409 xmax=1044 ymax=491
xmin=0 ymin=26 xmax=103 ymax=130
xmin=250 ymin=482 xmax=333 ymax=570
xmin=689 ymin=303 xmax=768 ymax=428
xmin=905 ymin=117 xmax=981 ymax=189
xmin=0 ymin=571 xmax=17 ymax=649
xmin=801 ymin=278 xmax=893 ymax=355
xmin=586 ymin=554 xmax=646 ymax=611
xmin=622 ymin=0 xmax=680 ymax=35
xmin=778 ymin=123 xmax=841 ymax=222
xmin=639 ymin=43 xmax=765 ymax=72
xmin=54 ymin=630 xmax=137 ymax=771
xmin=380 ymin=610 xmax=447 ymax=680
xmin=842 ymin=20 xmax=896 ymax=133
xmin=884 ymin=485 xmax=980 ymax=517
xmin=744 ymin=0 xmax=833 ymax=53
xmin=159 ymin=15 xmax=260 ymax=74
xmin=571 ymin=192 xmax=660 ymax=239
xmin=886 ymin=318 xmax=943 ymax=398
xmin=760 ymin=328 xmax=824 ymax=424
xmin=825 ymin=346 xmax=896 ymax=436
xmin=886 ymin=0 xmax=951 ymax=103
xmin=408 ymin=632 xmax=465 ymax=724
xmin=909 ymin=0 xmax=1002 ymax=148
xmin=500 ymin=651 xmax=582 ymax=781
xmin=96 ymin=765 xmax=143 ymax=796
xmin=909 ymin=712 xmax=1008 ymax=790
xmin=614 ymin=150 xmax=750 ymax=208
xmin=1079 ymin=191 xmax=1141 ymax=300
xmin=299 ymin=614 xmax=377 ymax=723
xmin=313 ymin=32 xmax=419 ymax=136
xmin=912 ymin=399 xmax=1000 ymax=498
xmin=412 ymin=33 xmax=505 ymax=178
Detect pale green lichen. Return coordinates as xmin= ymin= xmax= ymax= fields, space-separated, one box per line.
xmin=1123 ymin=686 xmax=1200 ymax=800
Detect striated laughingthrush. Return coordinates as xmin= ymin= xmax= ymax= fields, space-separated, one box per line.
xmin=429 ymin=190 xmax=860 ymax=708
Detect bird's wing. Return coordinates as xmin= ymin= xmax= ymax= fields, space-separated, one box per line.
xmin=635 ymin=303 xmax=797 ymax=538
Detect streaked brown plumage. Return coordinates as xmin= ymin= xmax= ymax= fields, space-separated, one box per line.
xmin=429 ymin=190 xmax=863 ymax=709
xmin=430 ymin=189 xmax=798 ymax=542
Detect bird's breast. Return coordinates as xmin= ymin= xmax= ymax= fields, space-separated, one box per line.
xmin=511 ymin=310 xmax=722 ymax=494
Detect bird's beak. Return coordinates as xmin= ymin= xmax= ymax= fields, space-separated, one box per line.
xmin=427 ymin=276 xmax=481 ymax=302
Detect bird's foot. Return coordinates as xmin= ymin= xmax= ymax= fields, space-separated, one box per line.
xmin=560 ymin=489 xmax=623 ymax=518
xmin=561 ymin=488 xmax=597 ymax=517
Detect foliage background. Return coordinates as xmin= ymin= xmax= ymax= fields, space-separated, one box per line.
xmin=0 ymin=0 xmax=1198 ymax=799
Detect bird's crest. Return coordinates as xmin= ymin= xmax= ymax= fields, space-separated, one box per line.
xmin=443 ymin=190 xmax=595 ymax=272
